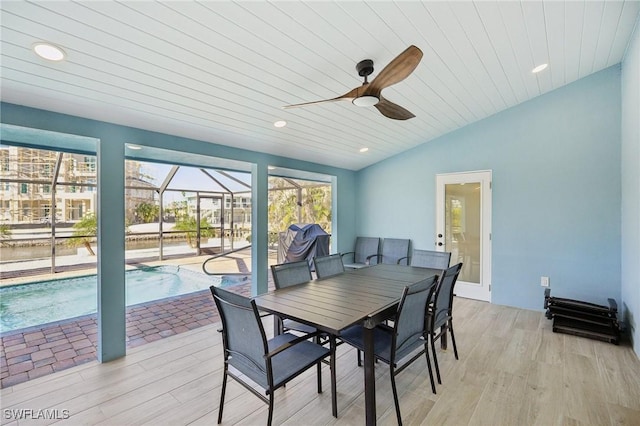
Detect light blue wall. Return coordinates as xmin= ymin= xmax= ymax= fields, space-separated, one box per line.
xmin=356 ymin=66 xmax=622 ymax=312
xmin=621 ymin=16 xmax=640 ymax=356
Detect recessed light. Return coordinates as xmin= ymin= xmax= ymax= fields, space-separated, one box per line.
xmin=127 ymin=144 xmax=142 ymax=150
xmin=32 ymin=42 xmax=66 ymax=61
xmin=359 ymin=147 xmax=369 ymax=153
xmin=532 ymin=63 xmax=548 ymax=73
xmin=274 ymin=120 xmax=287 ymax=128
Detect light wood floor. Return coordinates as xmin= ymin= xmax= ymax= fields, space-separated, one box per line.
xmin=2 ymin=298 xmax=639 ymax=425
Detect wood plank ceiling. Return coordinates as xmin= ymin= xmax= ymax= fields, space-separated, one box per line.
xmin=1 ymin=1 xmax=638 ymax=171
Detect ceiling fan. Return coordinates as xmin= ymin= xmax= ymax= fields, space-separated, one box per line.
xmin=283 ymin=45 xmax=423 ymax=120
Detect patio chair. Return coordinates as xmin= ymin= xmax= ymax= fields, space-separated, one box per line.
xmin=399 ymin=249 xmax=451 ymax=269
xmin=313 ymin=253 xmax=345 ymax=279
xmin=270 ymin=260 xmax=339 ymax=416
xmin=371 ymin=238 xmax=411 ymax=265
xmin=341 ymin=236 xmax=381 ymax=269
xmin=425 ymin=263 xmax=463 ymax=386
xmin=270 ymin=260 xmax=315 ymax=335
xmin=339 ymin=275 xmax=439 ymax=425
xmin=211 ymin=286 xmax=334 ymax=425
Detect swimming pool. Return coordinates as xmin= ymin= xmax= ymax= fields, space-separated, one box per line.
xmin=0 ymin=266 xmax=247 ymax=333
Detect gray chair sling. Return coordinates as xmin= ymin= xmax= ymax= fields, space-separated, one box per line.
xmin=270 ymin=260 xmax=315 ymax=335
xmin=341 ymin=236 xmax=380 ymax=269
xmin=211 ymin=286 xmax=334 ymax=426
xmin=339 ymin=275 xmax=439 ymax=425
xmin=313 ymin=253 xmax=345 ymax=279
xmin=425 ymin=263 xmax=463 ymax=387
xmin=373 ymin=238 xmax=411 ymax=265
xmin=400 ymin=249 xmax=451 ymax=269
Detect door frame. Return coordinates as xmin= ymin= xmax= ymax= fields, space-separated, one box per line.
xmin=436 ymin=170 xmax=492 ymax=302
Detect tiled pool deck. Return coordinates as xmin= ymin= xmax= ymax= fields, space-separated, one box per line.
xmin=0 ymin=278 xmax=268 ymax=388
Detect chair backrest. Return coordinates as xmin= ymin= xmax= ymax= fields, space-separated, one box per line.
xmin=410 ymin=249 xmax=451 ymax=269
xmin=380 ymin=238 xmax=411 ymax=265
xmin=430 ymin=263 xmax=463 ymax=330
xmin=210 ymin=286 xmax=268 ymax=377
xmin=314 ymin=254 xmax=345 ymax=279
xmin=392 ymin=275 xmax=438 ymax=360
xmin=271 ymin=260 xmax=312 ymax=289
xmin=353 ymin=237 xmax=381 ymax=264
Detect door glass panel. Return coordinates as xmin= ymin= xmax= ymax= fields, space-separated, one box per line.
xmin=445 ymin=183 xmax=481 ymax=284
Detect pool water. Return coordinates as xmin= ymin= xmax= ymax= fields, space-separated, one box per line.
xmin=0 ymin=266 xmax=247 ymax=333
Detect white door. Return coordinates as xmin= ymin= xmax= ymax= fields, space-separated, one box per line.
xmin=436 ymin=171 xmax=492 ymax=302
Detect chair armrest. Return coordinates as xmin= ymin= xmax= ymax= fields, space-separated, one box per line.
xmin=366 ymin=254 xmax=381 ymax=265
xmin=397 ymin=256 xmax=409 ymax=264
xmin=341 ymin=252 xmax=355 ymax=262
xmin=265 ymin=331 xmax=323 ymax=358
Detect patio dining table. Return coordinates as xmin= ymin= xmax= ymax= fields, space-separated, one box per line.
xmin=253 ymin=263 xmax=440 ymax=425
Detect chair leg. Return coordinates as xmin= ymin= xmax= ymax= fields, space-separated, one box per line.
xmin=267 ymin=392 xmax=275 ymax=426
xmin=218 ymin=365 xmax=228 ymax=424
xmin=449 ymin=320 xmax=459 ymax=360
xmin=357 ymin=349 xmax=362 ymax=367
xmin=389 ymin=366 xmax=403 ymax=426
xmin=430 ymin=335 xmax=442 ymax=384
xmin=273 ymin=316 xmax=283 ymax=336
xmin=423 ymin=342 xmax=437 ymax=394
xmin=317 ymin=361 xmax=323 ymax=394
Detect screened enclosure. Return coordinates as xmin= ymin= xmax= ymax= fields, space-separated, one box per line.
xmin=0 ymin=144 xmax=332 ymax=278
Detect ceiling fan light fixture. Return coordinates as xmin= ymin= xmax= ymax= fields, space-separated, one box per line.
xmin=352 ymin=95 xmax=379 ymax=107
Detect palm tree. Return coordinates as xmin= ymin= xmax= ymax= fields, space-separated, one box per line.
xmin=69 ymin=213 xmax=98 ymax=255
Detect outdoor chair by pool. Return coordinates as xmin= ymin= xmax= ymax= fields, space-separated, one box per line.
xmin=399 ymin=249 xmax=451 ymax=269
xmin=425 ymin=263 xmax=463 ymax=388
xmin=211 ymin=286 xmax=335 ymax=426
xmin=341 ymin=236 xmax=380 ymax=269
xmin=339 ymin=275 xmax=439 ymax=425
xmin=371 ymin=238 xmax=411 ymax=265
xmin=313 ymin=253 xmax=345 ymax=279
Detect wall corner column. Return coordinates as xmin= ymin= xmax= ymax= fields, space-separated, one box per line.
xmin=97 ymin=139 xmax=126 ymax=362
xmin=251 ymin=162 xmax=269 ymax=295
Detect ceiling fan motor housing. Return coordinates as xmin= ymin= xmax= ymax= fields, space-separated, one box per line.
xmin=356 ymin=59 xmax=374 ymax=77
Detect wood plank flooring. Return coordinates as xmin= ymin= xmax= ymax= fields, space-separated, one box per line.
xmin=2 ymin=297 xmax=639 ymax=425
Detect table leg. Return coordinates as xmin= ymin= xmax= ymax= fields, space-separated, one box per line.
xmin=329 ymin=336 xmax=337 ymax=417
xmin=363 ymin=325 xmax=376 ymax=426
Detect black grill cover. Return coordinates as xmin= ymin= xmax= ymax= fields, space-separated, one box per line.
xmin=278 ymin=224 xmax=330 ymax=268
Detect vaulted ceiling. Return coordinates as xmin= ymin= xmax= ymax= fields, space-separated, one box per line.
xmin=1 ymin=1 xmax=638 ymax=170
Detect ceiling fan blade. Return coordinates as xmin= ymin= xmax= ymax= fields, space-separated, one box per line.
xmin=374 ymin=96 xmax=415 ymax=120
xmin=365 ymin=45 xmax=423 ymax=96
xmin=283 ymin=86 xmax=362 ymax=109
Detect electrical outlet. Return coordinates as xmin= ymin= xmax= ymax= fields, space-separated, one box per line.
xmin=540 ymin=276 xmax=550 ymax=287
